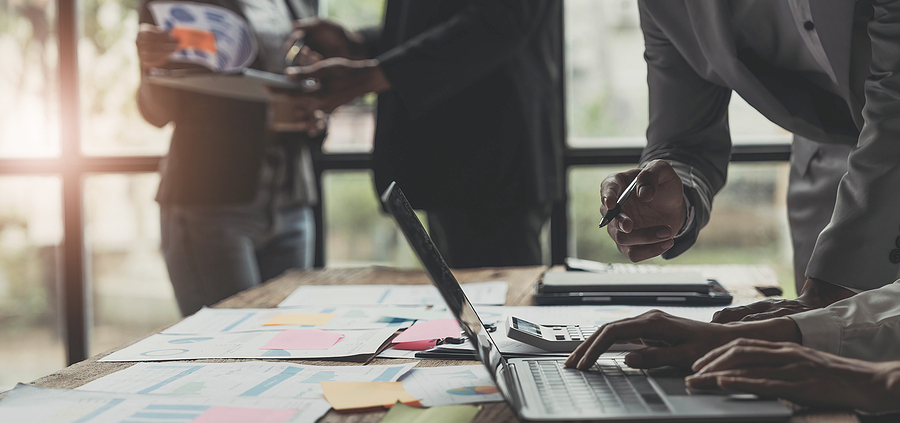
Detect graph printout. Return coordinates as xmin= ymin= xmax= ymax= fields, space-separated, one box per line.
xmin=99 ymin=327 xmax=397 ymax=362
xmin=278 ymin=281 xmax=508 ymax=307
xmin=0 ymin=384 xmax=330 ymax=423
xmin=162 ymin=306 xmax=413 ymax=334
xmin=399 ymin=366 xmax=503 ymax=406
xmin=79 ymin=362 xmax=417 ymax=399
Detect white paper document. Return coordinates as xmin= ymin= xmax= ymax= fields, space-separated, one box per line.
xmin=163 ymin=307 xmax=414 ymax=334
xmin=399 ymin=366 xmax=503 ymax=406
xmin=0 ymin=384 xmax=330 ymax=423
xmin=278 ymin=281 xmax=508 ymax=307
xmin=80 ymin=361 xmax=416 ymax=399
xmin=99 ymin=327 xmax=397 ymax=362
xmin=148 ymin=1 xmax=256 ymax=73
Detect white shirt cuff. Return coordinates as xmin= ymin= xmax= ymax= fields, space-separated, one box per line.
xmin=788 ymin=308 xmax=843 ymax=356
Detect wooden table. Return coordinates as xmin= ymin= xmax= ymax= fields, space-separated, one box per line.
xmin=17 ymin=266 xmax=858 ymax=423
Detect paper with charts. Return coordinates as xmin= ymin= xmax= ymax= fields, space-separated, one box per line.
xmin=0 ymin=384 xmax=331 ymax=423
xmin=79 ymin=362 xmax=417 ymax=399
xmin=148 ymin=1 xmax=256 ymax=73
xmin=162 ymin=306 xmax=415 ymax=334
xmin=400 ymin=366 xmax=503 ymax=406
xmin=277 ymin=281 xmax=508 ymax=307
xmin=98 ymin=327 xmax=397 ymax=362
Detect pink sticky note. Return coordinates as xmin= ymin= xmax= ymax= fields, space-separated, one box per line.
xmin=260 ymin=329 xmax=344 ymax=350
xmin=393 ymin=318 xmax=461 ymax=343
xmin=191 ymin=406 xmax=296 ymax=423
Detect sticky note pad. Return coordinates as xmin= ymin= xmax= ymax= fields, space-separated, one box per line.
xmin=379 ymin=402 xmax=482 ymax=423
xmin=320 ymin=382 xmax=419 ymax=410
xmin=192 ymin=406 xmax=297 ymax=423
xmin=393 ymin=319 xmax=460 ymax=344
xmin=263 ymin=313 xmax=335 ymax=326
xmin=260 ymin=329 xmax=344 ymax=350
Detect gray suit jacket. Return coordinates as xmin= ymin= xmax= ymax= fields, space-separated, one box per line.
xmin=639 ymin=0 xmax=900 ymax=290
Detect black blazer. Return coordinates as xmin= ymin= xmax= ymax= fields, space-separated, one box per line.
xmin=367 ymin=0 xmax=565 ymax=210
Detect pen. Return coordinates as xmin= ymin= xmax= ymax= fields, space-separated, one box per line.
xmin=598 ymin=175 xmax=640 ymax=228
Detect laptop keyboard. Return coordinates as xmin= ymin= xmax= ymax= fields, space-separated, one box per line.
xmin=527 ymin=359 xmax=671 ymax=415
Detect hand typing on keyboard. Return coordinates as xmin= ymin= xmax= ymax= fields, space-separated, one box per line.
xmin=564 ymin=310 xmax=800 ymax=371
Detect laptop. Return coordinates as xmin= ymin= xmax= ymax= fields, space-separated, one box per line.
xmin=381 ymin=182 xmax=792 ymax=422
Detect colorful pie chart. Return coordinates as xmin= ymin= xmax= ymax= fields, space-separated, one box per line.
xmin=446 ymin=386 xmax=500 ymax=396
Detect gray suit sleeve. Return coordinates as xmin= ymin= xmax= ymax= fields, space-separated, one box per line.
xmin=805 ymin=0 xmax=900 ymax=290
xmin=789 ymin=279 xmax=900 ymax=361
xmin=637 ymin=2 xmax=733 ymax=259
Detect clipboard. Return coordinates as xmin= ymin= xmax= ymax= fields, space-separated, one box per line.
xmin=534 ymin=271 xmax=733 ymax=306
xmin=147 ymin=68 xmax=315 ymax=102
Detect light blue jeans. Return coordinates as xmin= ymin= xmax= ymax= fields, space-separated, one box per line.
xmin=160 ymin=197 xmax=314 ymax=316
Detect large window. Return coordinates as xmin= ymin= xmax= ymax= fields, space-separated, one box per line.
xmin=0 ymin=0 xmax=797 ymax=391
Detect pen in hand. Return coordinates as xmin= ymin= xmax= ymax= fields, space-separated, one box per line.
xmin=599 ymin=176 xmax=640 ymax=228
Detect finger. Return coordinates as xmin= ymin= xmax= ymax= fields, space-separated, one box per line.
xmin=569 ymin=311 xmax=680 ymax=370
xmin=292 ymin=17 xmax=322 ymax=31
xmin=617 ymin=239 xmax=675 ymax=262
xmin=686 ymin=367 xmax=784 ymax=390
xmin=624 ymin=344 xmax=697 ymax=369
xmin=634 ymin=159 xmax=680 ymax=203
xmin=711 ymin=300 xmax=777 ymax=323
xmin=696 ymin=345 xmax=805 ymax=375
xmin=610 ymin=225 xmax=674 ymax=247
xmin=600 ymin=169 xmax=640 ymax=211
xmin=692 ymin=338 xmax=784 ymax=371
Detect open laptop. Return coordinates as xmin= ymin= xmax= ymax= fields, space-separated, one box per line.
xmin=381 ymin=182 xmax=792 ymax=422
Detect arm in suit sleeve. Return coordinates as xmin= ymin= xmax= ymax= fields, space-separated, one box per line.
xmin=637 ymin=2 xmax=734 ymax=258
xmin=805 ymin=0 xmax=900 ymax=290
xmin=375 ymin=0 xmax=552 ymax=115
xmin=789 ymin=279 xmax=900 ymax=361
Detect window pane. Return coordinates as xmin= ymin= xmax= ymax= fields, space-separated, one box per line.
xmin=568 ymin=164 xmax=795 ymax=296
xmin=0 ymin=176 xmax=64 ymax=391
xmin=564 ymin=0 xmax=789 ymax=148
xmin=83 ymin=173 xmax=179 ymax=356
xmin=322 ymin=170 xmax=419 ymax=267
xmin=79 ymin=0 xmax=171 ymax=156
xmin=0 ymin=1 xmax=60 ymax=157
xmin=322 ymin=104 xmax=375 ymax=153
xmin=320 ymin=0 xmax=385 ymax=30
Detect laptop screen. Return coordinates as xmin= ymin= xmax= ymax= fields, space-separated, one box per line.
xmin=380 ymin=182 xmax=507 ymax=377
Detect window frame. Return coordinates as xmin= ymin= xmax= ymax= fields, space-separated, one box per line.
xmin=0 ymin=2 xmax=791 ymax=365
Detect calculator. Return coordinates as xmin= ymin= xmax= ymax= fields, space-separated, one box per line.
xmin=506 ymin=316 xmax=598 ymax=352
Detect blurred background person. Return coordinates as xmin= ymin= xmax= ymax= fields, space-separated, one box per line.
xmin=135 ymin=0 xmax=323 ymax=316
xmin=278 ymin=0 xmax=565 ymax=268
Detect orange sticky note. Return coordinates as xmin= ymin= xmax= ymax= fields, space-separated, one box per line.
xmin=320 ymin=382 xmax=420 ymax=410
xmin=263 ymin=313 xmax=335 ymax=326
xmin=171 ymin=27 xmax=217 ymax=54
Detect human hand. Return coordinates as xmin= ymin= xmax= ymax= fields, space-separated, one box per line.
xmin=687 ymin=338 xmax=900 ymax=413
xmin=279 ymin=57 xmax=390 ymax=117
xmin=564 ymin=310 xmax=798 ymax=371
xmin=287 ymin=18 xmax=368 ymax=60
xmin=601 ymin=159 xmax=686 ymax=262
xmin=711 ymin=278 xmax=856 ymax=323
xmin=136 ymin=24 xmax=178 ymax=70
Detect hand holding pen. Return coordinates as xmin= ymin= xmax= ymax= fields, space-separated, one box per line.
xmin=598 ymin=159 xmax=688 ymax=262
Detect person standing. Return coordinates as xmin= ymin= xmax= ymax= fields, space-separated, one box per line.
xmin=135 ymin=0 xmax=321 ymax=316
xmin=277 ymin=0 xmax=565 ymax=268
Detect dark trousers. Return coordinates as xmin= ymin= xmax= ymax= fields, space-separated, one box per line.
xmin=426 ymin=204 xmax=551 ymax=268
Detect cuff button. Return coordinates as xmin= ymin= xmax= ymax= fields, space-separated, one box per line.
xmin=891 ymin=249 xmax=900 ymax=264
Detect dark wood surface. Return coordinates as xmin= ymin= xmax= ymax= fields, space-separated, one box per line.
xmin=17 ymin=266 xmax=857 ymax=423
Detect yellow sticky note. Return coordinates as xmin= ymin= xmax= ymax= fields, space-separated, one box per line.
xmin=379 ymin=402 xmax=482 ymax=423
xmin=320 ymin=382 xmax=420 ymax=411
xmin=263 ymin=313 xmax=335 ymax=326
